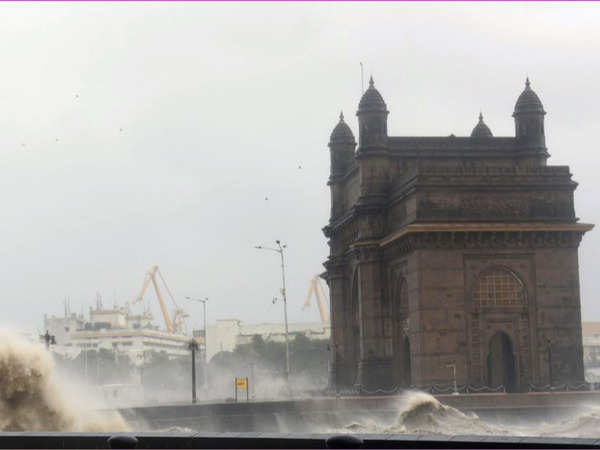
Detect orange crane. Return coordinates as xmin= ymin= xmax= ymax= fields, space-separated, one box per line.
xmin=132 ymin=265 xmax=188 ymax=334
xmin=303 ymin=275 xmax=329 ymax=324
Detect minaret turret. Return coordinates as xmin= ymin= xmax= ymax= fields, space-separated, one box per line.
xmin=328 ymin=111 xmax=356 ymax=179
xmin=328 ymin=111 xmax=356 ymax=219
xmin=513 ymin=77 xmax=546 ymax=149
xmin=356 ymin=76 xmax=388 ymax=149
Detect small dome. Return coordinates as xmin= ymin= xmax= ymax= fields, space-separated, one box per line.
xmin=330 ymin=111 xmax=355 ymax=143
xmin=513 ymin=77 xmax=545 ymax=115
xmin=471 ymin=112 xmax=493 ymax=138
xmin=358 ymin=76 xmax=387 ymax=112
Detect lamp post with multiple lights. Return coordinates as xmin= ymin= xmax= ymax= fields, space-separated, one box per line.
xmin=254 ymin=240 xmax=290 ymax=381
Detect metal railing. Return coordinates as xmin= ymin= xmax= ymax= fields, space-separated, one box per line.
xmin=326 ymin=381 xmax=597 ymax=397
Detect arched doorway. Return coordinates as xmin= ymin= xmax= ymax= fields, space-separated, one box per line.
xmin=487 ymin=331 xmax=517 ymax=392
xmin=472 ymin=268 xmax=528 ymax=391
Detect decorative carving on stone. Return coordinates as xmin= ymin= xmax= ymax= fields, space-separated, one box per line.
xmin=384 ymin=230 xmax=585 ymax=260
xmin=416 ymin=195 xmax=573 ymax=221
xmin=461 ymin=196 xmax=529 ymax=218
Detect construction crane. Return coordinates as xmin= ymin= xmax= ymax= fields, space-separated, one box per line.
xmin=132 ymin=265 xmax=189 ymax=334
xmin=303 ymin=275 xmax=329 ymax=324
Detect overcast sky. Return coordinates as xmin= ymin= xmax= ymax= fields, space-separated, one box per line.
xmin=1 ymin=2 xmax=599 ymax=332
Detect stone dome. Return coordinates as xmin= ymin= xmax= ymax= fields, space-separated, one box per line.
xmin=358 ymin=76 xmax=387 ymax=112
xmin=471 ymin=112 xmax=493 ymax=138
xmin=330 ymin=111 xmax=355 ymax=143
xmin=513 ymin=78 xmax=545 ymax=115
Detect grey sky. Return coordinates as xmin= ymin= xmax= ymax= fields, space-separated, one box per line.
xmin=1 ymin=2 xmax=599 ymax=331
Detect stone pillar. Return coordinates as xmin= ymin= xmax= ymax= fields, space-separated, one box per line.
xmin=325 ymin=258 xmax=351 ymax=391
xmin=353 ymin=244 xmax=394 ymax=392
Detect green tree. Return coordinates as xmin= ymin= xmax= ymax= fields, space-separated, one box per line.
xmin=209 ymin=334 xmax=328 ymax=388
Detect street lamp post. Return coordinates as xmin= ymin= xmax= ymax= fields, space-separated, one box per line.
xmin=255 ymin=240 xmax=290 ymax=381
xmin=187 ymin=297 xmax=209 ymax=396
xmin=188 ymin=339 xmax=198 ymax=404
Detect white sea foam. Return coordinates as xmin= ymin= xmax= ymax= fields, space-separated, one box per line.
xmin=0 ymin=327 xmax=129 ymax=432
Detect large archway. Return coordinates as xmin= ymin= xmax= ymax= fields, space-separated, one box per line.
xmin=472 ymin=267 xmax=528 ymax=391
xmin=487 ymin=331 xmax=517 ymax=392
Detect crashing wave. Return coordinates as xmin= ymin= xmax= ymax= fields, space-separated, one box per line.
xmin=0 ymin=328 xmax=129 ymax=432
xmin=344 ymin=391 xmax=507 ymax=436
xmin=539 ymin=407 xmax=600 ymax=438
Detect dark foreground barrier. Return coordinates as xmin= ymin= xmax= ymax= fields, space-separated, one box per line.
xmin=0 ymin=432 xmax=600 ymax=449
xmin=119 ymin=391 xmax=600 ymax=432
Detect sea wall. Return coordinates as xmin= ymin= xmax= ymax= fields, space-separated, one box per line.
xmin=119 ymin=391 xmax=600 ymax=432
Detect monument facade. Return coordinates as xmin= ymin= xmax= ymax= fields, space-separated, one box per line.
xmin=323 ymin=77 xmax=593 ymax=393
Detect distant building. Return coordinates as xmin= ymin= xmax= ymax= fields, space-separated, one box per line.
xmin=43 ymin=303 xmax=202 ymax=365
xmin=86 ymin=305 xmax=154 ymax=331
xmin=70 ymin=328 xmax=192 ymax=366
xmin=206 ymin=319 xmax=242 ymax=359
xmin=324 ymin=77 xmax=593 ymax=393
xmin=44 ymin=312 xmax=87 ymax=358
xmin=206 ymin=319 xmax=330 ymax=360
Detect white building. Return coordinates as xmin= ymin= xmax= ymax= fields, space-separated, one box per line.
xmin=206 ymin=319 xmax=330 ymax=360
xmin=43 ymin=303 xmax=203 ymax=365
xmin=70 ymin=328 xmax=194 ymax=366
xmin=44 ymin=312 xmax=87 ymax=358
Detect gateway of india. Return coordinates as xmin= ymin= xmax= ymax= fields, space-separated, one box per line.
xmin=323 ymin=76 xmax=593 ymax=393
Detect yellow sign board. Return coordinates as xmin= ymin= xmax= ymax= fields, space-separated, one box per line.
xmin=235 ymin=377 xmax=248 ymax=390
